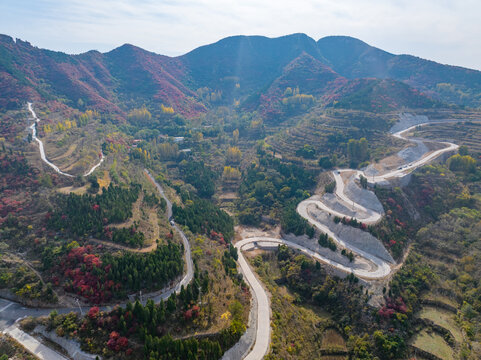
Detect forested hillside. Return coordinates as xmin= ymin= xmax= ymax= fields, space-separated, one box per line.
xmin=1 ymin=32 xmax=481 ymax=118
xmin=1 ymin=30 xmax=481 ymax=360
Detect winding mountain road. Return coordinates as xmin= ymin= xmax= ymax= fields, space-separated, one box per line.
xmin=3 ymin=104 xmax=462 ymax=360
xmin=141 ymin=169 xmax=194 ymax=302
xmin=232 ymin=118 xmax=460 ymax=359
xmin=27 ymin=102 xmax=105 ymax=178
xmin=0 ymin=123 xmax=193 ymax=358
xmin=0 ymin=171 xmax=192 ymax=311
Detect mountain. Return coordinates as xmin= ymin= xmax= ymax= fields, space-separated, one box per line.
xmin=0 ymin=35 xmax=205 ymax=117
xmin=0 ymin=35 xmax=119 ymax=112
xmin=317 ymin=36 xmax=394 ymax=79
xmin=267 ymin=52 xmax=344 ymax=96
xmin=180 ymin=34 xmax=325 ymax=99
xmin=1 ymin=33 xmax=480 ymax=118
xmin=331 ymin=78 xmax=440 ymax=112
xmin=102 ymin=44 xmax=205 ymax=116
xmin=248 ymin=52 xmax=346 ymax=117
xmin=318 ymin=36 xmax=481 ymax=107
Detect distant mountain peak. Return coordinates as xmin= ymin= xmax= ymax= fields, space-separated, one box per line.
xmin=106 ymin=43 xmax=155 ymax=57
xmin=0 ymin=32 xmax=480 ymax=114
xmin=319 ymin=35 xmax=373 ymax=45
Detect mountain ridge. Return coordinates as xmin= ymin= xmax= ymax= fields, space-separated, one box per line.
xmin=1 ymin=32 xmax=480 ymax=116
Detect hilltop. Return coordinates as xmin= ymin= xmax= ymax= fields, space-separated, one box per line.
xmin=1 ymin=33 xmax=481 ymax=119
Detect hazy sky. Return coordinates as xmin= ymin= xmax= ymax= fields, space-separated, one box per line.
xmin=1 ymin=0 xmax=480 ymax=70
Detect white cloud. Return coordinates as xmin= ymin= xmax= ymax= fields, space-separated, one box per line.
xmin=0 ymin=0 xmax=480 ymax=70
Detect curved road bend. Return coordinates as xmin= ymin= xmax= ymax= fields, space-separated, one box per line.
xmin=27 ymin=102 xmax=105 ymax=178
xmin=12 ymin=104 xmax=463 ymax=360
xmin=232 ymin=119 xmax=460 ymax=359
xmin=0 ymin=167 xmax=193 ymax=359
xmin=142 ymin=169 xmax=194 ymax=300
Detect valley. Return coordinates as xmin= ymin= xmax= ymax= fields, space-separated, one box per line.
xmin=0 ymin=33 xmax=480 ymax=360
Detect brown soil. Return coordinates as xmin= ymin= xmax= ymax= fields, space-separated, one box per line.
xmin=57 ymin=186 xmax=88 ymax=195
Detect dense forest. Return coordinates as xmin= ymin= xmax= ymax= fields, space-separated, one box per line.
xmin=45 ymin=268 xmax=245 ymax=359
xmin=47 ymin=184 xmax=141 ymax=237
xmin=45 ymin=184 xmax=156 ymax=247
xmin=179 ymin=160 xmax=217 ymax=198
xmin=173 ymin=196 xmax=234 ymax=241
xmin=103 ymin=241 xmax=183 ymax=295
xmin=280 ymin=203 xmax=315 ymax=237
xmin=41 ymin=240 xmax=183 ymax=303
xmin=237 ymin=143 xmax=316 ymax=228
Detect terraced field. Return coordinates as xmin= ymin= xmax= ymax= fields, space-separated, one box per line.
xmin=27 ymin=103 xmax=105 ymax=177
xmin=43 ymin=134 xmax=103 ymax=175
xmin=411 ymin=121 xmax=481 ymax=153
xmin=421 ymin=293 xmax=459 ymax=310
xmin=267 ymin=112 xmax=405 ymax=165
xmin=418 ymin=306 xmax=463 ymax=343
xmin=410 ymin=329 xmax=455 ymax=360
xmin=320 ymin=328 xmax=347 ymax=354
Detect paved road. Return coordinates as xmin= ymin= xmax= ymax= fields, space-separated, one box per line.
xmin=142 ymin=169 xmax=194 ymax=302
xmin=4 ymin=325 xmax=69 ymax=360
xmin=368 ymin=122 xmax=459 ymax=182
xmin=27 ymin=102 xmax=105 ymax=177
xmin=297 ymin=202 xmax=392 ymax=278
xmin=234 ymin=118 xmax=461 ymax=359
xmin=0 ymin=167 xmax=194 ymax=358
xmin=83 ymin=152 xmax=105 ymax=177
xmin=13 ymin=104 xmax=463 ymax=360
xmin=232 ymin=239 xmax=271 ymax=360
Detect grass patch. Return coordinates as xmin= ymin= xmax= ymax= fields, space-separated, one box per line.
xmin=57 ymin=185 xmax=88 ymax=195
xmin=421 ymin=293 xmax=459 ymax=309
xmin=417 ymin=306 xmax=463 ymax=343
xmin=0 ymin=333 xmax=39 ymax=360
xmin=97 ymin=170 xmax=111 ymax=189
xmin=410 ymin=329 xmax=455 ymax=360
xmin=321 ymin=328 xmax=347 ymax=352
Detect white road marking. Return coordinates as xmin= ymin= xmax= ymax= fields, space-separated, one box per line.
xmin=0 ymin=303 xmax=13 ymax=313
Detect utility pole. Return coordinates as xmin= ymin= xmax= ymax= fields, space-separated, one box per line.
xmin=75 ymin=298 xmax=83 ymax=316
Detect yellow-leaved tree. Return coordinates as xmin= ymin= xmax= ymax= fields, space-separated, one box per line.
xmin=161 ymin=104 xmax=174 ymax=114
xmin=222 ymin=166 xmax=241 ymax=182
xmin=226 ymin=146 xmax=242 ymax=164
xmin=127 ymin=107 xmax=151 ymax=125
